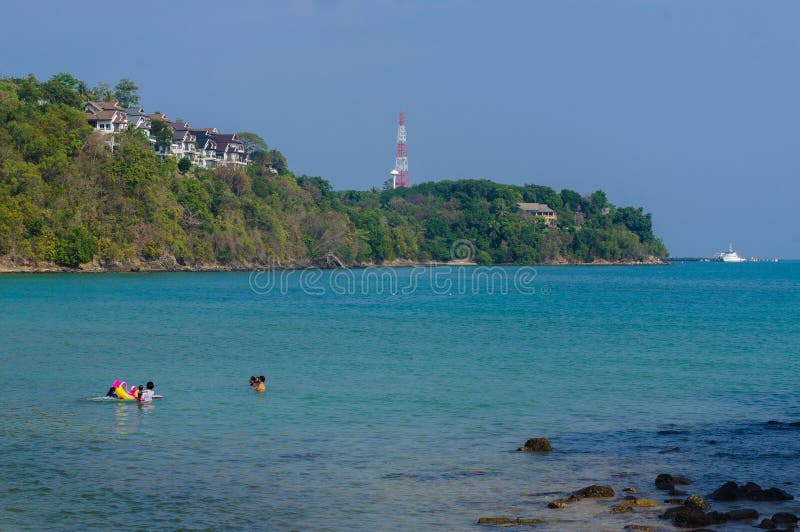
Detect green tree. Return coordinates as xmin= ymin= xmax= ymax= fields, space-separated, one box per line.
xmin=54 ymin=226 xmax=97 ymax=267
xmin=236 ymin=131 xmax=269 ymax=162
xmin=42 ymin=76 xmax=82 ymax=108
xmin=267 ymin=149 xmax=288 ymax=174
xmin=88 ymin=81 xmax=112 ymax=101
xmin=178 ymin=157 xmax=191 ymax=173
xmin=114 ymin=78 xmax=140 ymax=107
xmin=150 ymin=119 xmax=173 ymax=151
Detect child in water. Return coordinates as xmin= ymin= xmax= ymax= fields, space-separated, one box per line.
xmin=256 ymin=375 xmax=266 ymax=392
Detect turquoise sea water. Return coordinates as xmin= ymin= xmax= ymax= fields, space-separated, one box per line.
xmin=1 ymin=263 xmax=799 ymax=530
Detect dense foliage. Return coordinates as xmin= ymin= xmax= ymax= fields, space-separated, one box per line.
xmin=0 ymin=73 xmax=667 ymax=269
xmin=334 ymin=181 xmax=667 ymax=264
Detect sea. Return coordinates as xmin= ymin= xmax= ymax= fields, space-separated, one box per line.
xmin=1 ymin=262 xmax=799 ymax=531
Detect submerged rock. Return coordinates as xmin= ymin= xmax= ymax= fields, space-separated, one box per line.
xmin=725 ymin=508 xmax=758 ymax=520
xmin=609 ymin=505 xmax=633 ymax=514
xmin=709 ymin=481 xmax=794 ymax=502
xmin=657 ymin=429 xmax=688 ymax=435
xmin=757 ymin=518 xmax=776 ymax=529
xmin=709 ymin=481 xmax=739 ymax=501
xmin=518 ymin=438 xmax=553 ymax=452
xmin=477 ymin=517 xmax=544 ymax=526
xmin=623 ymin=487 xmax=637 ymax=493
xmin=661 ymin=506 xmax=727 ymax=528
xmin=623 ymin=526 xmax=654 ymax=532
xmin=547 ymin=495 xmax=578 ymax=508
xmin=658 ymin=447 xmax=681 ymax=453
xmin=655 ymin=474 xmax=674 ymax=490
xmin=574 ymin=485 xmax=615 ymax=498
xmin=771 ymin=512 xmax=799 ymax=524
xmin=685 ymin=495 xmax=710 ymax=510
xmin=618 ymin=498 xmax=659 ymax=508
xmin=753 ymin=487 xmax=794 ymax=501
xmin=655 ymin=473 xmax=692 ymax=491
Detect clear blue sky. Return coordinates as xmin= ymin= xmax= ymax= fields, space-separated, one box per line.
xmin=2 ymin=0 xmax=798 ymax=257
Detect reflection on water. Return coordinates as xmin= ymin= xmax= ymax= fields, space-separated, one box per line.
xmin=113 ymin=403 xmax=130 ymax=435
xmin=112 ymin=402 xmax=155 ymax=435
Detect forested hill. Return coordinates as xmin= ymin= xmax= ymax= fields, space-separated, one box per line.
xmin=0 ymin=73 xmax=667 ymax=271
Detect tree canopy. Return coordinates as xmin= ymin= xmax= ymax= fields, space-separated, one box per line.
xmin=0 ymin=72 xmax=667 ymax=270
xmin=114 ymin=78 xmax=140 ymax=108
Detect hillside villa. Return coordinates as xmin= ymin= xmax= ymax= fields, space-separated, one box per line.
xmin=85 ymin=101 xmax=247 ymax=167
xmin=517 ymin=202 xmax=558 ymax=225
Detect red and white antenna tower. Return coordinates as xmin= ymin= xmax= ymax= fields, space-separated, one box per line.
xmin=393 ymin=112 xmax=409 ymax=188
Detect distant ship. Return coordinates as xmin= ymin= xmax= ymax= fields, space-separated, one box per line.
xmin=715 ymin=243 xmax=746 ymax=263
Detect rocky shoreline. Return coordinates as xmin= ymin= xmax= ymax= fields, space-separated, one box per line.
xmin=476 ymin=433 xmax=799 ymax=530
xmin=0 ymin=257 xmax=668 ymax=274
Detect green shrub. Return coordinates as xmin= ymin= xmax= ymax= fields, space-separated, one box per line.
xmin=54 ymin=226 xmax=96 ymax=267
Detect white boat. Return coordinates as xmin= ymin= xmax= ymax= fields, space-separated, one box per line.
xmin=716 ymin=243 xmax=746 ymax=263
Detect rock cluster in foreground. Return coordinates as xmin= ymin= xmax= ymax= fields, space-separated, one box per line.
xmin=479 ymin=438 xmax=797 ymax=529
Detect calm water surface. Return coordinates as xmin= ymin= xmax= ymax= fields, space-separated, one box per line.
xmin=1 ymin=263 xmax=799 ymax=530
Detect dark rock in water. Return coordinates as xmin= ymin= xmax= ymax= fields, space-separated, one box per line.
xmin=789 ymin=421 xmax=800 ymax=427
xmin=623 ymin=487 xmax=637 ymax=493
xmin=742 ymin=481 xmax=762 ymax=495
xmin=709 ymin=481 xmax=740 ymax=501
xmin=753 ymin=487 xmax=794 ymax=501
xmin=725 ymin=508 xmax=759 ymax=520
xmin=610 ymin=505 xmax=633 ymax=514
xmin=709 ymin=481 xmax=794 ymax=502
xmin=706 ymin=439 xmax=717 ymax=444
xmin=669 ymin=489 xmax=688 ymax=496
xmin=766 ymin=420 xmax=783 ymax=425
xmin=477 ymin=517 xmax=543 ymax=525
xmin=659 ymin=447 xmax=681 ymax=453
xmin=574 ymin=485 xmax=615 ymax=498
xmin=518 ymin=437 xmax=553 ymax=452
xmin=655 ymin=473 xmax=691 ymax=491
xmin=661 ymin=506 xmax=726 ymax=527
xmin=664 ymin=498 xmax=685 ymax=504
xmin=685 ymin=495 xmax=710 ymax=510
xmin=547 ymin=495 xmax=578 ymax=508
xmin=657 ymin=429 xmax=688 ymax=435
xmin=757 ymin=518 xmax=776 ymax=529
xmin=619 ymin=498 xmax=659 ymax=508
xmin=655 ymin=474 xmax=675 ymax=490
xmin=771 ymin=511 xmax=799 ymax=524
xmin=705 ymin=510 xmax=728 ymax=524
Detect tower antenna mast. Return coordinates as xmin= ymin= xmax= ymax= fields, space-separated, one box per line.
xmin=393 ymin=112 xmax=409 ymax=188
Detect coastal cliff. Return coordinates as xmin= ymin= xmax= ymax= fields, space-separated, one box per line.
xmin=0 ymin=74 xmax=667 ymax=272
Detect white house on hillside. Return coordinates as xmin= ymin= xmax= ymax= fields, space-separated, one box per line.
xmin=85 ymin=101 xmax=127 ymax=133
xmin=84 ymin=102 xmax=249 ymax=166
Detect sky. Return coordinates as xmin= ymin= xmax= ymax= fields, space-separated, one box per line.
xmin=1 ymin=0 xmax=798 ymax=258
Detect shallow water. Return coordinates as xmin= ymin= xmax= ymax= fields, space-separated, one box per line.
xmin=1 ymin=263 xmax=799 ymax=530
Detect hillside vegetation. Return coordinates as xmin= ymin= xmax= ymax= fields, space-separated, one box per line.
xmin=0 ymin=73 xmax=667 ymax=270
